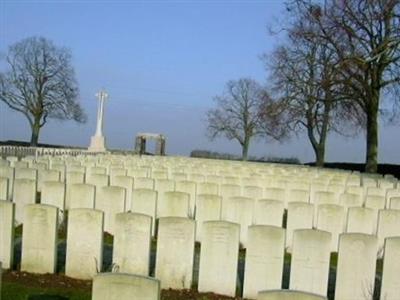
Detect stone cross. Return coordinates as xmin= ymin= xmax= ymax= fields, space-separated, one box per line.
xmin=88 ymin=89 xmax=108 ymax=152
xmin=94 ymin=90 xmax=108 ymax=137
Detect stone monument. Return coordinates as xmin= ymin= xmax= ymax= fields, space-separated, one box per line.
xmin=134 ymin=133 xmax=166 ymax=155
xmin=88 ymin=90 xmax=108 ymax=152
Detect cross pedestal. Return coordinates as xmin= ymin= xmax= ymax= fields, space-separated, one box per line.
xmin=89 ymin=136 xmax=106 ymax=152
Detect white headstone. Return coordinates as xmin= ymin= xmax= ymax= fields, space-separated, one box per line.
xmin=310 ymin=183 xmax=327 ymax=204
xmin=316 ymin=204 xmax=345 ymax=252
xmin=345 ymin=186 xmax=364 ymax=199
xmin=363 ymin=177 xmax=377 ymax=189
xmin=243 ymin=225 xmax=285 ymax=299
xmin=134 ymin=177 xmax=155 ymax=190
xmin=95 ymin=186 xmax=126 ymax=234
xmin=339 ymin=193 xmax=363 ymax=210
xmin=15 ymin=167 xmax=37 ymax=181
xmin=67 ymin=165 xmax=85 ymax=174
xmin=0 ymin=200 xmax=14 ymax=269
xmin=379 ymin=179 xmax=395 ymax=190
xmin=376 ymin=209 xmax=400 ymax=252
xmin=257 ymin=290 xmax=327 ymax=300
xmin=197 ymin=182 xmax=219 ymax=196
xmin=198 ymin=221 xmax=240 ymax=297
xmin=37 ymin=169 xmax=60 ymax=192
xmin=220 ymin=184 xmax=241 ymax=200
xmin=0 ymin=166 xmax=14 ymax=200
xmin=13 ymin=161 xmax=29 ymax=169
xmin=223 ymin=176 xmax=239 ymax=185
xmin=113 ymin=212 xmax=152 ymax=275
xmin=50 ymin=163 xmax=65 ymax=182
xmin=157 ymin=191 xmax=190 ymax=218
xmin=110 ymin=175 xmax=134 ymax=211
xmin=172 ymin=172 xmax=187 ymax=181
xmin=346 ymin=207 xmax=376 ymax=235
xmin=314 ymin=191 xmax=338 ymax=206
xmin=155 ymin=217 xmax=195 ymax=289
xmin=86 ymin=173 xmax=109 ymax=189
xmin=128 ymin=168 xmax=149 ymax=179
xmin=92 ymin=273 xmax=160 ymax=300
xmin=290 ymin=229 xmax=331 ymax=296
xmin=13 ymin=178 xmax=36 ymax=223
xmin=0 ymin=177 xmax=9 ymax=201
xmin=21 ymin=204 xmax=58 ymax=274
xmin=131 ymin=188 xmax=157 ymax=236
xmin=221 ymin=196 xmax=254 ymax=246
xmin=154 ymin=179 xmax=175 ymax=204
xmin=385 ymin=188 xmax=400 ymax=208
xmin=287 ymin=189 xmax=310 ymax=204
xmin=68 ymin=183 xmax=95 ymax=209
xmin=254 ymin=199 xmax=284 ymax=227
xmin=289 ymin=181 xmax=310 ymax=192
xmin=243 ymin=186 xmax=264 ymax=200
xmin=0 ymin=159 xmax=9 ymax=167
xmin=41 ymin=181 xmax=65 ymax=221
xmin=87 ymin=166 xmax=107 ymax=176
xmin=206 ymin=174 xmax=223 ymax=185
xmin=390 ymin=197 xmax=400 ymax=209
xmin=326 ymin=184 xmax=344 ymax=200
xmin=189 ymin=173 xmax=206 ymax=183
xmin=264 ymin=188 xmax=286 ymax=206
xmin=334 ymin=233 xmax=378 ymax=300
xmin=380 ymin=237 xmax=400 ymax=300
xmin=286 ymin=202 xmax=314 ymax=250
xmin=367 ymin=187 xmax=386 ymax=197
xmin=66 ymin=171 xmax=85 ymax=185
xmin=109 ymin=167 xmax=127 ymax=179
xmin=365 ymin=195 xmax=386 ymax=214
xmin=195 ymin=194 xmax=222 ymax=241
xmin=65 ymin=208 xmax=104 ymax=279
xmin=175 ymin=180 xmax=196 ymax=216
xmin=152 ymin=170 xmax=168 ymax=180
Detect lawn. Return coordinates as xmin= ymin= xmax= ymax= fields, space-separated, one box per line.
xmin=2 ymin=282 xmax=91 ymax=300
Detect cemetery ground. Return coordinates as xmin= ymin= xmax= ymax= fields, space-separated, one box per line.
xmin=1 ymin=219 xmax=385 ymax=300
xmin=2 ymin=271 xmax=240 ymax=300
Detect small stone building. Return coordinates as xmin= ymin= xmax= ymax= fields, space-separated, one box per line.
xmin=134 ymin=133 xmax=166 ymax=156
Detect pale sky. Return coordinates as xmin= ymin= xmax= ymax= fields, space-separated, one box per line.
xmin=0 ymin=0 xmax=399 ymax=163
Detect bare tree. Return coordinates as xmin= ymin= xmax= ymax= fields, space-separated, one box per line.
xmin=0 ymin=36 xmax=86 ymax=146
xmin=207 ymin=78 xmax=281 ymax=161
xmin=266 ymin=46 xmax=333 ymax=166
xmin=291 ymin=0 xmax=400 ymax=172
xmin=264 ymin=9 xmax=360 ymax=167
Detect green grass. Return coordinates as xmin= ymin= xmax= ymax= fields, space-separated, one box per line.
xmin=2 ymin=282 xmax=91 ymax=300
xmin=103 ymin=233 xmax=113 ymax=245
xmin=15 ymin=224 xmax=23 ymax=238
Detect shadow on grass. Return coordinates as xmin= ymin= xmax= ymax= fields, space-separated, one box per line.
xmin=27 ymin=295 xmax=69 ymax=300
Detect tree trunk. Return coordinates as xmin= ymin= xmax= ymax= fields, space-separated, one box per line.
xmin=365 ymin=96 xmax=379 ymax=173
xmin=241 ymin=139 xmax=250 ymax=161
xmin=306 ymin=119 xmax=326 ymax=168
xmin=315 ymin=145 xmax=325 ymax=167
xmin=30 ymin=118 xmax=41 ymax=147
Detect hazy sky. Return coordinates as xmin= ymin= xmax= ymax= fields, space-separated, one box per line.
xmin=0 ymin=0 xmax=399 ymax=163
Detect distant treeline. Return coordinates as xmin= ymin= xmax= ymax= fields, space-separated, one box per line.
xmin=0 ymin=140 xmax=85 ymax=149
xmin=307 ymin=162 xmax=400 ymax=179
xmin=190 ymin=149 xmax=301 ymax=165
